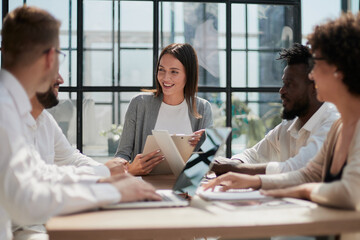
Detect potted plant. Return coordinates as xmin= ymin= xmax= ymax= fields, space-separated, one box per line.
xmin=100 ymin=124 xmax=123 ymax=155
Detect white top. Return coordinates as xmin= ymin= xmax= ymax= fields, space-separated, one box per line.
xmin=231 ymin=102 xmax=340 ymax=174
xmin=0 ymin=70 xmax=120 ymax=240
xmin=154 ymin=99 xmax=193 ymax=135
xmin=25 ymin=110 xmax=110 ymax=177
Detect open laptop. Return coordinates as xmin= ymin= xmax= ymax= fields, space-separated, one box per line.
xmin=101 ymin=127 xmax=231 ymax=209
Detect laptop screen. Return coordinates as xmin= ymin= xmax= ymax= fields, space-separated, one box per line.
xmin=172 ymin=127 xmax=231 ymax=196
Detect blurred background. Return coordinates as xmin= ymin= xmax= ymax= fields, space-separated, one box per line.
xmin=1 ymin=0 xmax=358 ymax=159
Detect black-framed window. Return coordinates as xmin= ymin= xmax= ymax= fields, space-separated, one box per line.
xmin=2 ymin=0 xmax=356 ymax=159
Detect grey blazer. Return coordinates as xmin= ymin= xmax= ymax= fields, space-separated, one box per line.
xmin=115 ymin=93 xmax=213 ymax=161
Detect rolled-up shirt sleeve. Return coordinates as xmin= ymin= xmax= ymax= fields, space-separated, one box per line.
xmin=265 ymin=116 xmax=338 ymax=174
xmin=231 ymin=124 xmax=281 ymax=164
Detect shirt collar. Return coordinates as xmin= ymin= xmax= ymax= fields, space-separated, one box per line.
xmin=287 ymin=103 xmax=329 ymax=134
xmin=25 ymin=110 xmax=46 ymax=129
xmin=301 ymin=103 xmax=329 ymax=132
xmin=0 ymin=69 xmax=32 ymax=117
xmin=287 ymin=117 xmax=301 ymax=133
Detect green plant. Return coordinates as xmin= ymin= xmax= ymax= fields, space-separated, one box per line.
xmin=210 ymin=94 xmax=282 ymax=149
xmin=100 ymin=124 xmax=123 ymax=141
xmin=231 ymin=97 xmax=267 ymax=147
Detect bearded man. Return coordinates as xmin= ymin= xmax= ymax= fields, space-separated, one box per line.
xmin=212 ymin=43 xmax=339 ymax=176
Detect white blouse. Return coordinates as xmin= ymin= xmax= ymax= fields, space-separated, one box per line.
xmin=154 ymin=99 xmax=193 ymax=135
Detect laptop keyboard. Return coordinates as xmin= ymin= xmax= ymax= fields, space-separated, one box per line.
xmin=160 ymin=194 xmax=173 ymax=202
xmin=158 ymin=191 xmax=185 ymax=202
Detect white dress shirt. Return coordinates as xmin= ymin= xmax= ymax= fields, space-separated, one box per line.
xmin=12 ymin=111 xmax=112 ymax=238
xmin=231 ymin=102 xmax=340 ymax=174
xmin=0 ymin=70 xmax=120 ymax=240
xmin=25 ymin=110 xmax=110 ymax=177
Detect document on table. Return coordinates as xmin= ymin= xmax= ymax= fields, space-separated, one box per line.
xmin=197 ymin=188 xmax=268 ymax=201
xmin=197 ymin=187 xmax=317 ymax=209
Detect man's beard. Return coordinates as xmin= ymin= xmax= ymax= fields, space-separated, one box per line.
xmin=281 ymin=96 xmax=310 ymax=120
xmin=36 ymin=88 xmax=59 ymax=109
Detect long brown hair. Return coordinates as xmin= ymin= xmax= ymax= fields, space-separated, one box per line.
xmin=144 ymin=43 xmax=201 ymax=119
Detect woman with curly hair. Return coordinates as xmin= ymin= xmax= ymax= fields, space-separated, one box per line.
xmin=204 ymin=12 xmax=360 ymax=212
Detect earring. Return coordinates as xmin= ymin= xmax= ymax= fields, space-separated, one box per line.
xmin=314 ymin=84 xmax=318 ymax=89
xmin=334 ymin=72 xmax=338 ymax=78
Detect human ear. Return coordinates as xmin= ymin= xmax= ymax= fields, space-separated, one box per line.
xmin=44 ymin=47 xmax=56 ymax=70
xmin=333 ymin=71 xmax=343 ymax=80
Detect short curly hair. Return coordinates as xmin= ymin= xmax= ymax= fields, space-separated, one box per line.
xmin=307 ymin=12 xmax=360 ymax=96
xmin=277 ymin=43 xmax=312 ymax=74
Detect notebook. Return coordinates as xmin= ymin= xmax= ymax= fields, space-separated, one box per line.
xmin=101 ymin=127 xmax=231 ymax=209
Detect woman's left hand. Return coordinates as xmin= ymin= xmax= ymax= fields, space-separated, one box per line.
xmin=189 ymin=129 xmax=205 ymax=147
xmin=260 ymin=183 xmax=319 ymax=200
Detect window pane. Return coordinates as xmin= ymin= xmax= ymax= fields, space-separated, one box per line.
xmin=351 ymin=0 xmax=360 ymax=13
xmin=231 ymin=92 xmax=281 ymax=155
xmin=83 ymin=50 xmax=112 ymax=86
xmin=120 ymin=49 xmax=153 ymax=87
xmin=249 ymin=51 xmax=284 ymax=88
xmin=47 ymin=92 xmax=77 ymax=147
xmin=9 ymin=0 xmax=24 ymax=11
xmin=160 ymin=2 xmax=226 ymax=87
xmin=232 ymin=4 xmax=294 ymax=88
xmin=218 ymin=50 xmax=226 ymax=88
xmin=83 ymin=0 xmax=112 ymax=87
xmin=82 ymin=92 xmax=140 ymax=157
xmin=248 ymin=4 xmax=297 ymax=50
xmin=198 ymin=92 xmax=226 ymax=129
xmin=120 ymin=1 xmax=153 ymax=48
xmin=84 ymin=1 xmax=153 ymax=87
xmin=27 ymin=0 xmax=77 ymax=49
xmin=301 ymin=0 xmax=341 ymax=44
xmin=118 ymin=1 xmax=154 ymax=86
xmin=199 ymin=92 xmax=227 ymax=157
xmin=233 ymin=50 xmax=283 ymax=88
xmin=59 ymin=51 xmax=77 ymax=87
xmin=231 ymin=4 xmax=246 ymax=50
xmin=231 ymin=51 xmax=246 ymax=87
xmin=84 ymin=0 xmax=112 ymax=33
xmin=23 ymin=0 xmax=77 ymax=87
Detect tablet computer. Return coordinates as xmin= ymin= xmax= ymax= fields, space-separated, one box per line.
xmin=143 ymin=132 xmax=195 ymax=175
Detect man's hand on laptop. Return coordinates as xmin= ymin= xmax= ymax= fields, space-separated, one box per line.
xmin=211 ymin=156 xmax=243 ymax=176
xmin=189 ymin=129 xmax=205 ymax=147
xmin=105 ymin=158 xmax=129 ymax=176
xmin=128 ymin=150 xmax=164 ymax=176
xmin=98 ymin=173 xmax=162 ymax=202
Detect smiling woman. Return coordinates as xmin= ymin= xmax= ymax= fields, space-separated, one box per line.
xmin=114 ymin=43 xmax=213 ymax=176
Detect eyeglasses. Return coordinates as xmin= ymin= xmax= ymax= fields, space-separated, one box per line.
xmin=43 ymin=48 xmax=66 ymax=65
xmin=308 ymin=56 xmax=326 ymax=70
